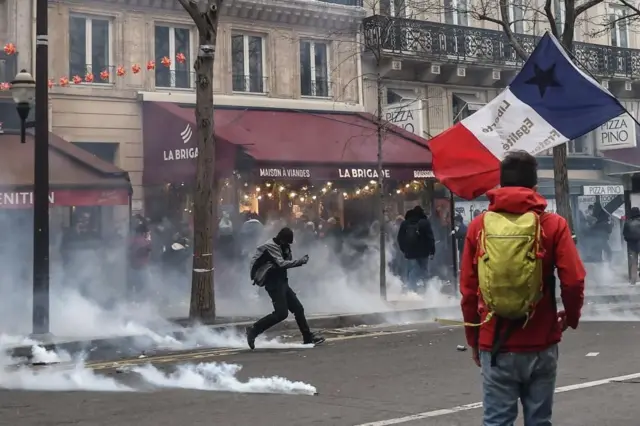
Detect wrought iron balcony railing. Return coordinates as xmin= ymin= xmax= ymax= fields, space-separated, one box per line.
xmin=362 ymin=15 xmax=640 ymax=78
xmin=317 ymin=0 xmax=363 ymax=6
xmin=232 ymin=74 xmax=269 ymax=94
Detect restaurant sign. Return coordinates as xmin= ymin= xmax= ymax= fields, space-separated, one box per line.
xmin=0 ymin=190 xmax=129 ymax=208
xmin=253 ymin=166 xmax=434 ymax=181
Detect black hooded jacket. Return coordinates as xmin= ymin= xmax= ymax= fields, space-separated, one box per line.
xmin=624 ymin=208 xmax=640 ymax=251
xmin=397 ymin=207 xmax=435 ymax=259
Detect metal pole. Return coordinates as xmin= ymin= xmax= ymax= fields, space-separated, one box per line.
xmin=33 ymin=0 xmax=50 ymax=335
xmin=449 ymin=191 xmax=458 ymax=291
xmin=376 ymin=69 xmax=386 ymax=301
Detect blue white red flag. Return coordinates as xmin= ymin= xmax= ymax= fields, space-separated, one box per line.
xmin=428 ymin=32 xmax=626 ymax=199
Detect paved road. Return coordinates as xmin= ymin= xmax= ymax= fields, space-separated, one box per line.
xmin=2 ymin=321 xmax=640 ymax=426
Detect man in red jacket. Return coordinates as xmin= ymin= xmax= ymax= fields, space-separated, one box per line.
xmin=460 ymin=151 xmax=585 ymax=426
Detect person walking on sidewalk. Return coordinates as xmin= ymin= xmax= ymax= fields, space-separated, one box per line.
xmin=460 ymin=151 xmax=585 ymax=426
xmin=246 ymin=227 xmax=325 ymax=349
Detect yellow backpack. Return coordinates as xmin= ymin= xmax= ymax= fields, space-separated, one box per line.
xmin=478 ymin=211 xmax=544 ymax=324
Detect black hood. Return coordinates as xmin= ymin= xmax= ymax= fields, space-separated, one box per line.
xmin=405 ymin=206 xmax=427 ymax=223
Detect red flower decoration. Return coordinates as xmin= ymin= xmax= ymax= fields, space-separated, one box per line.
xmin=176 ymin=53 xmax=186 ymax=64
xmin=116 ymin=66 xmax=125 ymax=77
xmin=72 ymin=75 xmax=82 ymax=85
xmin=59 ymin=77 xmax=69 ymax=87
xmin=146 ymin=60 xmax=155 ymax=70
xmin=85 ymin=72 xmax=94 ymax=83
xmin=0 ymin=82 xmax=10 ymax=91
xmin=3 ymin=43 xmax=16 ymax=55
xmin=131 ymin=64 xmax=141 ymax=74
xmin=48 ymin=79 xmax=54 ymax=89
xmin=161 ymin=56 xmax=171 ymax=68
xmin=100 ymin=69 xmax=110 ymax=81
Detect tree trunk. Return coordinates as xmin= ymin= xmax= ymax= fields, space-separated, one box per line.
xmin=555 ymin=30 xmax=576 ymax=234
xmin=189 ymin=22 xmax=218 ymax=322
xmin=376 ymin=70 xmax=387 ymax=300
xmin=552 ymin=144 xmax=574 ymax=231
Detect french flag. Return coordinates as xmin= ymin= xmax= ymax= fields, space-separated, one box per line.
xmin=428 ymin=32 xmax=626 ymax=200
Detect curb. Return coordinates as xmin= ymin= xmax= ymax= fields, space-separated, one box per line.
xmin=6 ymin=305 xmax=461 ymax=361
xmin=7 ymin=293 xmax=640 ymax=362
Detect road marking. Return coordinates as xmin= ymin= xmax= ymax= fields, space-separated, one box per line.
xmin=353 ymin=372 xmax=640 ymax=426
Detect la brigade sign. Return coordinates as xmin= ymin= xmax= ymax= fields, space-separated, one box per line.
xmin=596 ymin=114 xmax=637 ymax=151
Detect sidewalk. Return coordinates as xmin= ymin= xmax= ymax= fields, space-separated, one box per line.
xmin=5 ymin=292 xmax=640 ymax=362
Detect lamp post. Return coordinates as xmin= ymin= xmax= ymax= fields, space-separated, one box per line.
xmin=31 ymin=0 xmax=51 ymax=337
xmin=10 ymin=70 xmax=35 ymax=144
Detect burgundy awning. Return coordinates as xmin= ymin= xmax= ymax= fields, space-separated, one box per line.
xmin=142 ymin=102 xmax=432 ymax=184
xmin=0 ymin=133 xmax=130 ymax=207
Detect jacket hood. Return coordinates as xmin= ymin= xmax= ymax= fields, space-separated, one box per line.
xmin=487 ymin=187 xmax=547 ymax=215
xmin=404 ymin=206 xmax=428 ymax=222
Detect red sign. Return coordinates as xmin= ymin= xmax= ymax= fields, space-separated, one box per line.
xmin=0 ymin=189 xmax=129 ymax=208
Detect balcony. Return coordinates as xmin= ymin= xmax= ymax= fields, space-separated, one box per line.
xmin=362 ymin=16 xmax=640 ymax=79
xmin=318 ymin=0 xmax=363 ymax=5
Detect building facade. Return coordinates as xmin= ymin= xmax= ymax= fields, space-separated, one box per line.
xmin=360 ymin=0 xmax=640 ymax=204
xmin=1 ymin=0 xmax=366 ymax=210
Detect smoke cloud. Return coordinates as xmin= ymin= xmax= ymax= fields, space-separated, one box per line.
xmin=0 ymin=345 xmax=316 ymax=394
xmin=129 ymin=362 xmax=317 ymax=395
xmin=0 ymin=210 xmax=636 ymax=363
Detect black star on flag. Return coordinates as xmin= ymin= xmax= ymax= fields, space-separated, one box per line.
xmin=525 ymin=64 xmax=561 ymax=97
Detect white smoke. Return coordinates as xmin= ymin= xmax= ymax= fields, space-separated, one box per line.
xmin=130 ymin=362 xmax=317 ymax=395
xmin=0 ymin=345 xmax=316 ymax=395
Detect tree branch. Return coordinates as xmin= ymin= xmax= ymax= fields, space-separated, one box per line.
xmin=497 ymin=0 xmax=529 ymax=61
xmin=562 ymin=0 xmax=576 ymax=46
xmin=575 ymin=0 xmax=604 ymax=16
xmin=176 ymin=0 xmax=208 ymax=30
xmin=619 ymin=0 xmax=640 ymax=17
xmin=544 ymin=0 xmax=559 ymax=38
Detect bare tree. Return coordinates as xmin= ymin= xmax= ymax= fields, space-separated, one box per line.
xmin=176 ymin=0 xmax=222 ymax=322
xmin=360 ymin=1 xmax=442 ymax=297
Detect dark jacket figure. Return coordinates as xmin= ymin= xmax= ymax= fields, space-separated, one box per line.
xmin=397 ymin=206 xmax=435 ymax=259
xmin=623 ymin=207 xmax=640 ymax=284
xmin=397 ymin=206 xmax=436 ymax=291
xmin=246 ymin=227 xmax=324 ymax=348
xmin=623 ymin=207 xmax=640 ymax=252
xmin=454 ymin=214 xmax=468 ymax=257
xmin=591 ymin=203 xmax=613 ymax=262
xmin=128 ymin=224 xmax=152 ymax=298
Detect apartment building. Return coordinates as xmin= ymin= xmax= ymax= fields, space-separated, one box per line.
xmin=2 ymin=0 xmax=388 ymax=212
xmin=360 ymin=0 xmax=640 ymax=207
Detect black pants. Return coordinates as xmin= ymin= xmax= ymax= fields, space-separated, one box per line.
xmin=252 ymin=282 xmax=311 ymax=338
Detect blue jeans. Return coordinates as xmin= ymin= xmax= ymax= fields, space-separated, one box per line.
xmin=404 ymin=258 xmax=429 ymax=292
xmin=480 ymin=344 xmax=558 ymax=426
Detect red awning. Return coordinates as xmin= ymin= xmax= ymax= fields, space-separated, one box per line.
xmin=142 ymin=102 xmax=432 ymax=184
xmin=0 ymin=132 xmax=131 ymax=207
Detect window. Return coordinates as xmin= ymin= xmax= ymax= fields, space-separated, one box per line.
xmin=568 ymin=135 xmax=589 ymax=154
xmin=610 ymin=7 xmax=630 ymax=48
xmin=231 ymin=34 xmax=265 ymax=93
xmin=69 ymin=16 xmax=112 ymax=82
xmin=300 ymin=41 xmax=329 ymax=97
xmin=553 ymin=0 xmax=566 ymax=36
xmin=444 ymin=0 xmax=468 ymax=26
xmin=508 ymin=1 xmax=525 ymax=34
xmin=72 ymin=142 xmax=119 ymax=164
xmin=155 ymin=25 xmax=192 ymax=89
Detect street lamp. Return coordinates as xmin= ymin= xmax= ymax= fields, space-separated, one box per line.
xmin=10 ymin=69 xmax=36 ymax=144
